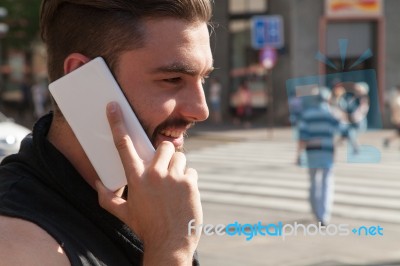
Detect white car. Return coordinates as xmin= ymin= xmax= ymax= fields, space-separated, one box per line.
xmin=0 ymin=112 xmax=31 ymax=162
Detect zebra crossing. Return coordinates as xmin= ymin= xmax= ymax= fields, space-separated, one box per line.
xmin=186 ymin=139 xmax=400 ymax=224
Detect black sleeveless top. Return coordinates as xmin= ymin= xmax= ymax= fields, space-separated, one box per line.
xmin=0 ymin=113 xmax=199 ymax=265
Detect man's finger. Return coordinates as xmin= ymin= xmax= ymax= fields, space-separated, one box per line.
xmin=150 ymin=141 xmax=175 ymax=174
xmin=169 ymin=151 xmax=186 ymax=176
xmin=95 ymin=180 xmax=129 ymax=221
xmin=106 ymin=102 xmax=144 ymax=178
xmin=185 ymin=167 xmax=198 ymax=180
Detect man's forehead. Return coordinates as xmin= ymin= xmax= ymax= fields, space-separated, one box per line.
xmin=119 ymin=19 xmax=213 ymax=75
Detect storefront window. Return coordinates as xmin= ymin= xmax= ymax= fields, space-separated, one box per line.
xmin=228 ymin=0 xmax=269 ymax=120
xmin=229 ymin=18 xmax=268 ymax=119
xmin=229 ymin=0 xmax=268 ymax=14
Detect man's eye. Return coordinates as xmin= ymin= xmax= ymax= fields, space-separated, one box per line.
xmin=164 ymin=77 xmax=181 ymax=83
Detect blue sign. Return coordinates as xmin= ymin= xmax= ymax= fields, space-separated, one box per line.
xmin=251 ymin=15 xmax=284 ymax=49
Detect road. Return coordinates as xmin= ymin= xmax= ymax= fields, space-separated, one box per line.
xmin=185 ymin=127 xmax=400 ymax=266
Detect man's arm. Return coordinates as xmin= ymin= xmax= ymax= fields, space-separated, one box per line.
xmin=96 ymin=102 xmax=202 ymax=265
xmin=298 ymin=140 xmax=306 ymax=154
xmin=0 ymin=215 xmax=70 ymax=266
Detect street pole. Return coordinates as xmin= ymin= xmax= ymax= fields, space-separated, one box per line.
xmin=267 ymin=69 xmax=274 ymax=139
xmin=0 ymin=37 xmax=2 ymax=89
xmin=0 ymin=7 xmax=8 ymax=96
xmin=259 ymin=46 xmax=277 ymax=139
xmin=0 ymin=34 xmax=4 ymax=92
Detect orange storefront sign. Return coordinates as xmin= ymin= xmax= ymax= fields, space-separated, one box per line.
xmin=326 ymin=0 xmax=383 ymax=17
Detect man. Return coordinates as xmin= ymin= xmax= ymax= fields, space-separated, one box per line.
xmin=331 ymin=82 xmax=358 ymax=154
xmin=297 ymin=87 xmax=339 ymax=225
xmin=0 ymin=0 xmax=214 ymax=265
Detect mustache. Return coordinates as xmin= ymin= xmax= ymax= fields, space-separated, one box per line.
xmin=151 ymin=118 xmax=195 ymax=145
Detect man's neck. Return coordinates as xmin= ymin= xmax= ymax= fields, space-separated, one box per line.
xmin=47 ymin=114 xmax=99 ymax=190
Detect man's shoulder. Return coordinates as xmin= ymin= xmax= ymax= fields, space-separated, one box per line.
xmin=0 ymin=215 xmax=70 ymax=266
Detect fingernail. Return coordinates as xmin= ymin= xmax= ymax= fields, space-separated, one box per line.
xmin=107 ymin=102 xmax=117 ymax=113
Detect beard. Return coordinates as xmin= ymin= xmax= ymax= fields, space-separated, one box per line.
xmin=139 ymin=116 xmax=194 ymax=153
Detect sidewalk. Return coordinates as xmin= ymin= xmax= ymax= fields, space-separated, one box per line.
xmin=189 ymin=120 xmax=397 ymax=145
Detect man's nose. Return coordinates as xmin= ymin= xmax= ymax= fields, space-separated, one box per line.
xmin=178 ymin=81 xmax=209 ymax=122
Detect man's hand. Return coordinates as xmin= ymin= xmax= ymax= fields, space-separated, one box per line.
xmin=95 ymin=102 xmax=203 ymax=265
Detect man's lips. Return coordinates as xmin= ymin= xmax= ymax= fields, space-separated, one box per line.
xmin=151 ymin=120 xmax=194 ymax=149
xmin=160 ymin=129 xmax=184 ymax=138
xmin=156 ymin=127 xmax=191 ymax=148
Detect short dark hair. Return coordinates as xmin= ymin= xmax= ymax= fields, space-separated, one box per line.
xmin=40 ymin=0 xmax=213 ymax=82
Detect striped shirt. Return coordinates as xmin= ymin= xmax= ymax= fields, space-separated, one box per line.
xmin=298 ymin=103 xmax=339 ymax=168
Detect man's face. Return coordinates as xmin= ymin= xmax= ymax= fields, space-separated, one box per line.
xmin=115 ymin=18 xmax=213 ymax=151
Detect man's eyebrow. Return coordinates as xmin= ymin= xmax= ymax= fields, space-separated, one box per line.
xmin=152 ymin=63 xmax=215 ymax=76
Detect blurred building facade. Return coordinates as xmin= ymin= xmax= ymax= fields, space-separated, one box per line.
xmin=1 ymin=0 xmax=400 ymax=128
xmin=211 ymin=0 xmax=400 ymax=127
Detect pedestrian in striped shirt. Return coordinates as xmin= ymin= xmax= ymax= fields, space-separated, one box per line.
xmin=298 ymin=87 xmax=340 ymax=225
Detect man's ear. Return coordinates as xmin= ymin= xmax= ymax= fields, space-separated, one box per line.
xmin=63 ymin=53 xmax=91 ymax=75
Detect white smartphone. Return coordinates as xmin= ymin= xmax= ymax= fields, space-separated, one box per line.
xmin=49 ymin=57 xmax=155 ymax=191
